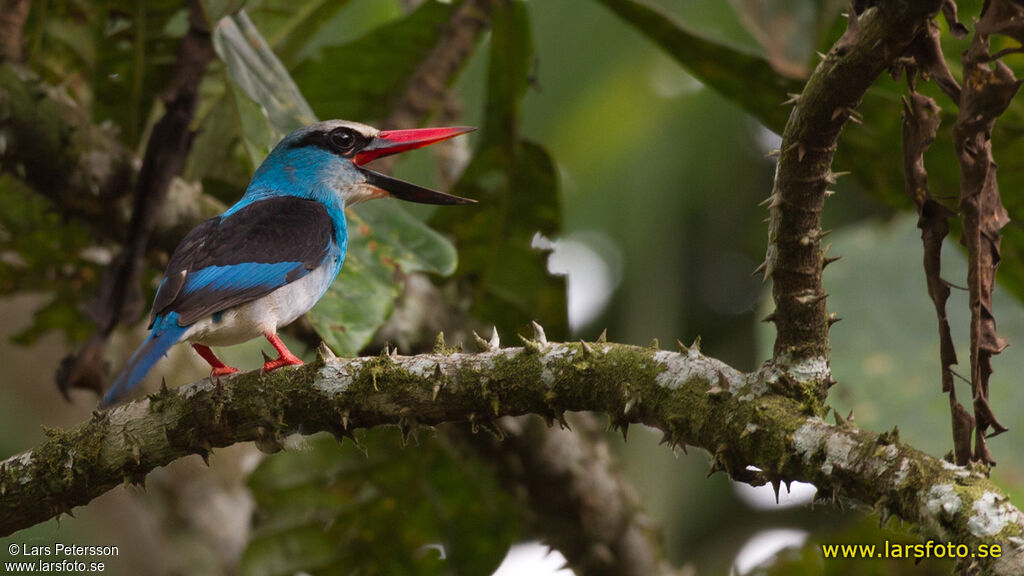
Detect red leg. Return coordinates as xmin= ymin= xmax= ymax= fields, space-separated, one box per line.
xmin=262 ymin=332 xmax=304 ymax=371
xmin=192 ymin=344 xmax=239 ymax=377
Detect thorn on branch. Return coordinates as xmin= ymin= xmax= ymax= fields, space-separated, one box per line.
xmin=531 ymin=320 xmax=548 ymax=346
xmin=580 ymin=339 xmax=594 ymax=357
xmin=519 ymin=334 xmax=542 ymax=354
xmin=781 ymin=93 xmax=801 ymax=107
xmin=434 ymin=332 xmax=448 ymax=354
xmin=473 ymin=331 xmax=490 ymax=352
xmin=825 ymin=171 xmax=849 ymax=184
xmin=316 ymin=342 xmax=337 ymax=364
xmin=752 ymin=260 xmax=768 ymax=279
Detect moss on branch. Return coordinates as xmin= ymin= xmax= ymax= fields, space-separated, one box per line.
xmin=0 ymin=340 xmax=1021 ymax=574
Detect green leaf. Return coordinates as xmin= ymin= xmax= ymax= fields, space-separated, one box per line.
xmin=211 ymin=11 xmax=460 ymax=356
xmin=213 ymin=12 xmax=317 ymax=150
xmin=434 ymin=1 xmax=568 ymax=338
xmin=309 ymin=203 xmax=458 ymax=356
xmin=292 ymin=0 xmax=463 ymax=124
xmin=182 ymin=85 xmax=251 ymax=187
xmin=596 ymin=0 xmax=803 ymax=133
xmin=248 ymin=0 xmax=355 ymax=68
xmin=241 ymin=432 xmax=520 ymax=576
xmin=354 ymin=201 xmax=458 ymax=277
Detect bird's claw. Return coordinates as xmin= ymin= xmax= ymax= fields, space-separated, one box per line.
xmin=261 ymin=356 xmax=304 ymax=372
xmin=211 ymin=366 xmax=239 ymax=377
xmin=209 ymin=365 xmax=239 ymax=384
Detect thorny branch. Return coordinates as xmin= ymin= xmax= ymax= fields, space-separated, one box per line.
xmin=1 ymin=339 xmax=1023 ymax=575
xmin=761 ymin=0 xmax=944 ymax=390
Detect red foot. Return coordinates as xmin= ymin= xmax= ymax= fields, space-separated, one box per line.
xmin=192 ymin=344 xmax=239 ymax=378
xmin=262 ymin=332 xmax=304 ymax=372
xmin=211 ymin=365 xmax=240 ymax=377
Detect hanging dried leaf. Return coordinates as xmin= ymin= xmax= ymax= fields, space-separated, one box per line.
xmin=953 ymin=9 xmax=1022 ymax=463
xmin=901 ymin=81 xmax=970 ymax=463
xmin=905 ymin=20 xmax=960 ymax=102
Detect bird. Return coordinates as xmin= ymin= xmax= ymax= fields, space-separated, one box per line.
xmin=100 ymin=120 xmax=475 ymax=408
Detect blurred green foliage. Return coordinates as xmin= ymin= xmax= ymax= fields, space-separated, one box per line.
xmin=293 ymin=0 xmax=461 ymax=123
xmin=0 ymin=177 xmax=97 ymax=344
xmin=242 ymin=432 xmax=519 ymax=576
xmin=434 ymin=1 xmax=567 ymax=339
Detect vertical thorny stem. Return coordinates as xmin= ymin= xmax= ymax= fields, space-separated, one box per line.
xmin=950 ymin=1 xmax=1021 ymax=465
xmin=763 ymin=1 xmax=943 ymax=395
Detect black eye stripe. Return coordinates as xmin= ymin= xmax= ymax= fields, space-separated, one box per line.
xmin=290 ymin=128 xmax=369 ymax=157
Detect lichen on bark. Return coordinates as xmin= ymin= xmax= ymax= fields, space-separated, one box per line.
xmin=2 ymin=340 xmax=1022 ymax=574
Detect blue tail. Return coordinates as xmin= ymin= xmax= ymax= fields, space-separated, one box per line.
xmin=101 ymin=313 xmax=188 ymax=408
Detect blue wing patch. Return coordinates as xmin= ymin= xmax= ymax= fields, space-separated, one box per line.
xmin=182 ymin=262 xmax=306 ymax=295
xmin=150 ymin=196 xmax=335 ymax=327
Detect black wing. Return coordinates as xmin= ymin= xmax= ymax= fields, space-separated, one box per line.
xmin=150 ymin=196 xmax=335 ymax=327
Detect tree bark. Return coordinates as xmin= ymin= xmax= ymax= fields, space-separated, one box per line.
xmin=762 ymin=0 xmax=944 ymax=391
xmin=1 ymin=340 xmax=1022 ymax=575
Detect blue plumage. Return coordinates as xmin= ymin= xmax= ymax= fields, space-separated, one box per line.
xmin=102 ymin=313 xmax=188 ymax=408
xmin=181 ymin=262 xmax=307 ymax=296
xmin=102 ymin=120 xmax=474 ymax=408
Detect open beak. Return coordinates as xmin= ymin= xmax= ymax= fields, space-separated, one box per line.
xmin=355 ymin=126 xmax=477 ymax=205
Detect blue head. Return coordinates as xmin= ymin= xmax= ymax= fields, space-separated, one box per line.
xmin=238 ymin=120 xmax=476 ymax=219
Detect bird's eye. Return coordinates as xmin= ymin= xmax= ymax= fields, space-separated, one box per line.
xmin=328 ymin=128 xmax=358 ymax=154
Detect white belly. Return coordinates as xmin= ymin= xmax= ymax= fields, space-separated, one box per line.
xmin=182 ymin=260 xmax=337 ymax=347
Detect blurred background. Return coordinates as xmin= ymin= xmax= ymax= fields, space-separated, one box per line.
xmin=2 ymin=0 xmax=1024 ymax=574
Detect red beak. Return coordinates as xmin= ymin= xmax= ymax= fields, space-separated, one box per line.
xmin=355 ymin=126 xmax=476 ymax=205
xmin=354 ymin=126 xmax=476 ymax=166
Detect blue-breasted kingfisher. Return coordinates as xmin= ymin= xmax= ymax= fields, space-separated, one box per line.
xmin=100 ymin=120 xmax=475 ymax=408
